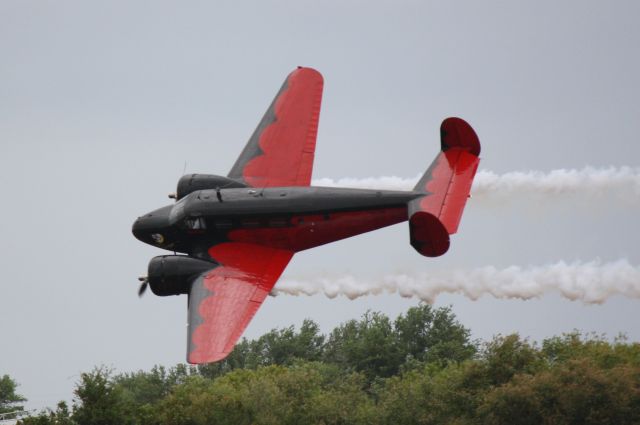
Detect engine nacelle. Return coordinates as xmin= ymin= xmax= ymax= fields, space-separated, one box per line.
xmin=176 ymin=174 xmax=247 ymax=200
xmin=147 ymin=255 xmax=216 ymax=296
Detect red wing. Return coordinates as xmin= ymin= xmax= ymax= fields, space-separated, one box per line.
xmin=187 ymin=243 xmax=293 ymax=364
xmin=227 ymin=67 xmax=324 ymax=188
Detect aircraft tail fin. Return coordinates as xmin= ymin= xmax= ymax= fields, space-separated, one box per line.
xmin=408 ymin=117 xmax=481 ymax=257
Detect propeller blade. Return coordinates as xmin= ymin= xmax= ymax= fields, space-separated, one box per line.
xmin=138 ymin=280 xmax=149 ymax=297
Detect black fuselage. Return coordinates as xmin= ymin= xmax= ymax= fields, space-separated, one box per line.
xmin=133 ymin=186 xmax=421 ymax=258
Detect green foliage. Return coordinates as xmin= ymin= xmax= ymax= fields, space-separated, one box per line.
xmin=541 ymin=331 xmax=640 ymax=369
xmin=251 ymin=319 xmax=326 ymax=366
xmin=324 ymin=311 xmax=401 ymax=380
xmin=14 ymin=305 xmax=640 ymax=424
xmin=479 ymin=357 xmax=640 ymax=424
xmin=324 ymin=305 xmax=476 ymax=381
xmin=374 ymin=362 xmax=480 ymax=425
xmin=0 ymin=374 xmax=26 ymax=415
xmin=196 ymin=338 xmax=253 ymax=379
xmin=373 ymin=333 xmax=640 ymax=425
xmin=155 ymin=362 xmax=374 ymax=425
xmin=196 ymin=304 xmax=473 ymax=383
xmin=395 ymin=305 xmax=476 ymax=365
xmin=197 ymin=319 xmax=326 ymax=379
xmin=480 ymin=334 xmax=543 ymax=386
xmin=71 ymin=367 xmax=134 ymax=425
xmin=114 ymin=364 xmax=192 ymax=407
xmin=19 ymin=402 xmax=73 ymax=425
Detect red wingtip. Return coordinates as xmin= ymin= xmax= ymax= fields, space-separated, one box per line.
xmin=440 ymin=117 xmax=481 ymax=156
xmin=188 ymin=350 xmax=231 ymax=365
xmin=289 ymin=66 xmax=323 ymax=83
xmin=409 ymin=211 xmax=450 ymax=257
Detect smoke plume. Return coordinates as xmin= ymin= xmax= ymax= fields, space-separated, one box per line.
xmin=312 ymin=166 xmax=640 ymax=199
xmin=275 ymin=259 xmax=640 ymax=304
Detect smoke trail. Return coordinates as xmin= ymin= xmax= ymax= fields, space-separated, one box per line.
xmin=274 ymin=259 xmax=640 ymax=304
xmin=473 ymin=167 xmax=640 ymax=198
xmin=312 ymin=166 xmax=640 ymax=198
xmin=312 ymin=175 xmax=420 ymax=191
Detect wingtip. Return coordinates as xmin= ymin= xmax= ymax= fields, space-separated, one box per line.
xmin=409 ymin=211 xmax=450 ymax=257
xmin=187 ymin=350 xmax=231 ymax=365
xmin=290 ymin=66 xmax=323 ymax=82
xmin=440 ymin=117 xmax=481 ymax=157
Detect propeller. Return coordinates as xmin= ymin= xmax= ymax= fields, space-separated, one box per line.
xmin=138 ymin=276 xmax=149 ymax=297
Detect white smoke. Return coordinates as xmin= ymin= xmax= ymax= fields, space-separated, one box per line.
xmin=312 ymin=175 xmax=420 ymax=191
xmin=274 ymin=259 xmax=640 ymax=304
xmin=312 ymin=166 xmax=640 ymax=198
xmin=301 ymin=168 xmax=640 ymax=303
xmin=473 ymin=167 xmax=640 ymax=198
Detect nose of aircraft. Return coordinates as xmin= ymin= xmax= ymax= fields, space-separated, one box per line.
xmin=132 ymin=205 xmax=173 ymax=246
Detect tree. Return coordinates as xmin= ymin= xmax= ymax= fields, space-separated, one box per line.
xmin=71 ymin=367 xmax=134 ymax=425
xmin=394 ymin=304 xmax=476 ymax=365
xmin=541 ymin=331 xmax=640 ymax=369
xmin=0 ymin=374 xmax=26 ymax=416
xmin=324 ymin=305 xmax=475 ymax=381
xmin=480 ymin=334 xmax=542 ymax=386
xmin=114 ymin=364 xmax=191 ymax=406
xmin=197 ymin=319 xmax=325 ymax=379
xmin=19 ymin=401 xmax=73 ymax=425
xmin=323 ymin=311 xmax=400 ymax=380
xmin=250 ymin=319 xmax=325 ymax=366
xmin=13 ymin=306 xmax=640 ymax=424
xmin=197 ymin=338 xmax=253 ymax=379
xmin=479 ymin=358 xmax=640 ymax=424
xmin=155 ymin=362 xmax=374 ymax=425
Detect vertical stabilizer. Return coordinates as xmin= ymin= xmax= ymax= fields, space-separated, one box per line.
xmin=409 ymin=117 xmax=481 ymax=257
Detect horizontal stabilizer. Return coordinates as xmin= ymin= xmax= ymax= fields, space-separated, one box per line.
xmin=409 ymin=211 xmax=450 ymax=257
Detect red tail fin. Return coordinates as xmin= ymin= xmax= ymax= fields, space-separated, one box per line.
xmin=409 ymin=117 xmax=481 ymax=257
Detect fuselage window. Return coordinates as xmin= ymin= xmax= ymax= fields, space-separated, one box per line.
xmin=268 ymin=218 xmax=288 ymax=228
xmin=214 ymin=219 xmax=232 ymax=230
xmin=241 ymin=219 xmax=261 ymax=228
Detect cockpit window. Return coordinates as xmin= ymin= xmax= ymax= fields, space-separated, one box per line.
xmin=169 ymin=197 xmax=187 ymax=224
xmin=185 ymin=217 xmax=206 ymax=230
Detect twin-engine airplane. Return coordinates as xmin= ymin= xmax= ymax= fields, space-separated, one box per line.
xmin=132 ymin=67 xmax=481 ymax=364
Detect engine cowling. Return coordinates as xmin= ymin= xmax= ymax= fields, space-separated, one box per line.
xmin=147 ymin=255 xmax=216 ymax=296
xmin=176 ymin=174 xmax=247 ymax=200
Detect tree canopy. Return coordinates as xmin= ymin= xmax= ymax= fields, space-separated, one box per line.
xmin=0 ymin=374 xmax=26 ymax=416
xmin=16 ymin=304 xmax=640 ymax=425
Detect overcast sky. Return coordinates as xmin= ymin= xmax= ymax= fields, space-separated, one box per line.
xmin=1 ymin=0 xmax=639 ymax=410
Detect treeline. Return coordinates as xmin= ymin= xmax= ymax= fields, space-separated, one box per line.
xmin=16 ymin=305 xmax=640 ymax=425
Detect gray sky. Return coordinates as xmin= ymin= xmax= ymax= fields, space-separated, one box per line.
xmin=1 ymin=0 xmax=639 ymax=410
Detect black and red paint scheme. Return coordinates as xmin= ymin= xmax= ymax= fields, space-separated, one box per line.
xmin=132 ymin=67 xmax=481 ymax=364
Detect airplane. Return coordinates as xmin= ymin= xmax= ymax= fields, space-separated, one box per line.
xmin=132 ymin=67 xmax=481 ymax=364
